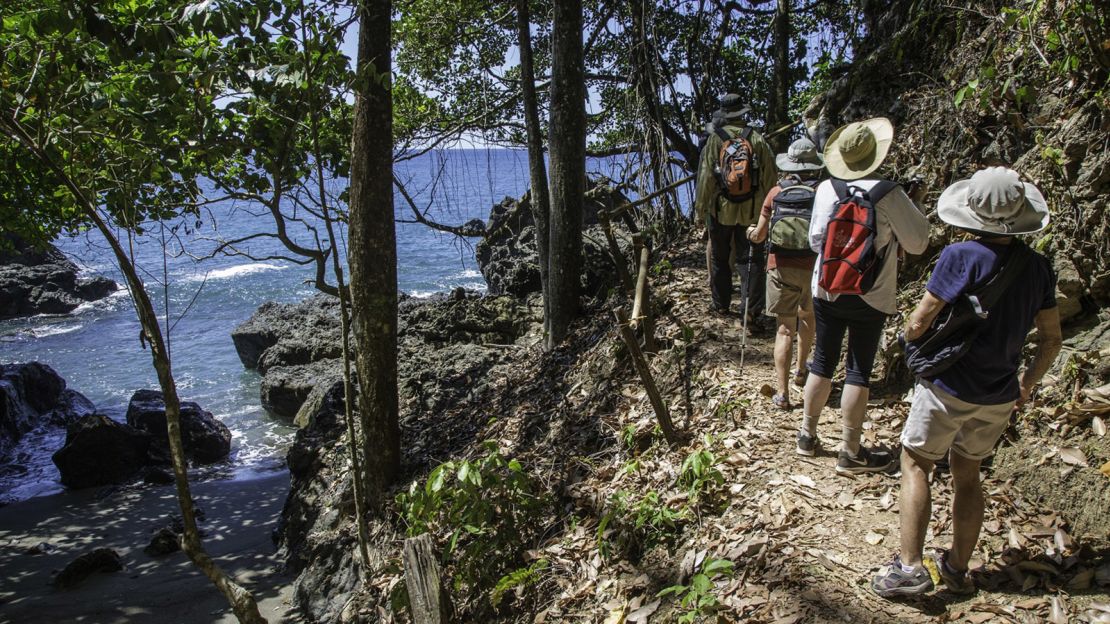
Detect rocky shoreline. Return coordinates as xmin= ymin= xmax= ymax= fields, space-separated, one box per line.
xmin=0 ymin=235 xmax=118 ymax=320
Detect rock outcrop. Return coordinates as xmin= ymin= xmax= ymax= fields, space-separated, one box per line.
xmin=474 ymin=184 xmax=635 ymax=298
xmin=53 ymin=548 xmax=124 ymax=589
xmin=230 ymin=295 xmax=343 ymax=370
xmin=51 ymin=414 xmax=153 ymax=489
xmin=0 ymin=362 xmax=95 ymax=460
xmin=125 ymin=390 xmax=232 ymax=465
xmin=0 ymin=235 xmax=117 ymax=320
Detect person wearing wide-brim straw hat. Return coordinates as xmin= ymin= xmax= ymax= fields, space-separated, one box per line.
xmin=822 ymin=117 xmax=894 ymax=181
xmin=746 ymin=138 xmax=825 ymax=411
xmin=796 ymin=117 xmax=930 ymax=474
xmin=872 ymin=166 xmax=1062 ymax=599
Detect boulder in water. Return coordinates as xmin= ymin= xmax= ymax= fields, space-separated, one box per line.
xmin=261 ymin=359 xmax=341 ymax=420
xmin=0 ymin=234 xmax=118 ymax=320
xmin=51 ymin=414 xmax=152 ymax=489
xmin=0 ymin=362 xmax=95 ymax=460
xmin=125 ymin=390 xmax=231 ymax=465
xmin=231 ymin=295 xmax=343 ymax=370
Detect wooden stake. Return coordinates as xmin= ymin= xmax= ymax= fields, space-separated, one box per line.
xmin=614 ymin=307 xmax=677 ymax=445
xmin=599 ymin=214 xmax=634 ymax=293
xmin=403 ymin=534 xmax=449 ymax=624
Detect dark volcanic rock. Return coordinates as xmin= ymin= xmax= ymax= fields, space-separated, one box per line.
xmin=231 ymin=295 xmax=343 ymax=370
xmin=125 ymin=390 xmax=231 ymax=464
xmin=0 ymin=362 xmax=95 ymax=460
xmin=143 ymin=527 xmax=181 ymax=556
xmin=261 ymin=359 xmax=340 ymax=420
xmin=53 ymin=548 xmax=124 ymax=588
xmin=0 ymin=235 xmax=118 ymax=320
xmin=52 ymin=414 xmax=152 ymax=489
xmin=474 ymin=184 xmax=634 ymax=298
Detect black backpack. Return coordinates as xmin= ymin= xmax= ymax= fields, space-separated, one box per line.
xmin=901 ymin=241 xmax=1033 ymax=378
xmin=768 ymin=178 xmax=818 ymax=257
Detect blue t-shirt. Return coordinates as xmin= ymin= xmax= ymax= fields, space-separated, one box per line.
xmin=923 ymin=240 xmax=1056 ymax=405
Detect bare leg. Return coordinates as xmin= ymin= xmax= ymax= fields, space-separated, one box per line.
xmin=774 ymin=314 xmax=796 ymax=397
xmin=797 ymin=307 xmax=815 ymax=374
xmin=840 ymin=384 xmax=870 ymax=455
xmin=899 ymin=447 xmax=935 ymax=567
xmin=948 ymin=452 xmax=984 ymax=571
xmin=800 ymin=373 xmax=832 ymax=437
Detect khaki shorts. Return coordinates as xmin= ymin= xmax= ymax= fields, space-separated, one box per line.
xmin=900 ymin=379 xmax=1015 ymax=461
xmin=765 ymin=266 xmax=813 ymax=317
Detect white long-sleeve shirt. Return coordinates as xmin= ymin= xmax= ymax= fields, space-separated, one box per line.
xmin=809 ymin=178 xmax=930 ymax=315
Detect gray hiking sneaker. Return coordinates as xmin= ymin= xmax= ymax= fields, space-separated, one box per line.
xmin=835 ymin=446 xmax=893 ymax=475
xmin=934 ymin=551 xmax=975 ymax=595
xmin=796 ymin=431 xmax=818 ymax=456
xmin=871 ymin=555 xmax=935 ymax=598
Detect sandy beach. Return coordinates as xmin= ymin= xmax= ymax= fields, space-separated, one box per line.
xmin=0 ymin=473 xmax=298 ymax=624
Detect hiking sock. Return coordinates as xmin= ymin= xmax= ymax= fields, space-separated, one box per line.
xmin=841 ymin=425 xmax=862 ymax=456
xmin=800 ymin=412 xmax=819 ymax=438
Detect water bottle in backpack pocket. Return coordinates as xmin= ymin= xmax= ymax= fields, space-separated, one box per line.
xmin=817 ymin=179 xmax=898 ymax=295
xmin=768 ymin=182 xmax=818 ymax=257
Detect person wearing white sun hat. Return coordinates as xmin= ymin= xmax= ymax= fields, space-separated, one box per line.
xmin=797 ymin=117 xmax=930 ymax=474
xmin=872 ymin=166 xmax=1062 ymax=599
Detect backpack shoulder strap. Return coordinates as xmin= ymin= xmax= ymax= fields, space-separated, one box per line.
xmin=975 ymin=242 xmax=1034 ymax=310
xmin=867 ymin=180 xmax=899 ymax=203
xmin=714 ymin=127 xmax=732 ymax=143
xmin=831 ymin=178 xmax=849 ymax=201
xmin=740 ymin=127 xmax=753 ymax=141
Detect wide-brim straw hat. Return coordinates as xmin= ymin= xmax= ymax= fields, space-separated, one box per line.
xmin=937 ymin=166 xmax=1050 ymax=235
xmin=775 ymin=138 xmax=825 ymax=172
xmin=823 ymin=117 xmax=894 ymax=180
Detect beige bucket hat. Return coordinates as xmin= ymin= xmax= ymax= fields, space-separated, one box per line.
xmin=823 ymin=117 xmax=894 ymax=180
xmin=937 ymin=166 xmax=1050 ymax=235
xmin=775 ymin=138 xmax=825 ymax=172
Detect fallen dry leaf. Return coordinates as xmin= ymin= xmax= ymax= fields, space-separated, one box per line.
xmin=1050 ymin=595 xmax=1069 ymax=624
xmin=1093 ymin=416 xmax=1107 ymax=437
xmin=865 ymin=531 xmax=884 ymax=545
xmin=1059 ymin=447 xmax=1088 ymax=467
xmin=789 ymin=474 xmax=816 ymax=489
xmin=626 ymin=599 xmax=660 ymax=623
xmin=1100 ymin=460 xmax=1110 ymax=479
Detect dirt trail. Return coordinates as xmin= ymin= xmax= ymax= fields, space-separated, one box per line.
xmin=518 ymin=237 xmax=1109 ymax=623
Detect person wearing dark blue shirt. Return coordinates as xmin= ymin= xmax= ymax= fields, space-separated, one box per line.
xmin=872 ymin=167 xmax=1063 ymax=598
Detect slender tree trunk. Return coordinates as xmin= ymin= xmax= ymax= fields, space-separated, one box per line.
xmin=546 ymin=0 xmax=586 ymax=349
xmin=769 ymin=0 xmax=792 ymax=152
xmin=0 ymin=118 xmax=266 ymax=624
xmin=299 ymin=2 xmax=371 ymax=565
xmin=348 ymin=0 xmax=401 ymax=505
xmin=516 ymin=0 xmax=551 ymax=328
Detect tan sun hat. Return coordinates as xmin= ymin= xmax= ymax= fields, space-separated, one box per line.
xmin=937 ymin=166 xmax=1050 ymax=235
xmin=823 ymin=117 xmax=894 ymax=180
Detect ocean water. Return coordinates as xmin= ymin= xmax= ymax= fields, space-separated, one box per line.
xmin=0 ymin=148 xmax=537 ymax=502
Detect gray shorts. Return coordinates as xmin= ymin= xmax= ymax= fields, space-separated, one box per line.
xmin=900 ymin=379 xmax=1016 ymax=461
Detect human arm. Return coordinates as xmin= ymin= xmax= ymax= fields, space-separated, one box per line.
xmin=808 ymin=180 xmax=834 ymax=253
xmin=884 ymin=187 xmax=930 ymax=255
xmin=748 ymin=185 xmax=779 ymax=242
xmin=903 ymin=291 xmax=947 ymax=341
xmin=693 ymin=135 xmax=721 ymax=225
xmin=1017 ymin=306 xmax=1063 ymax=408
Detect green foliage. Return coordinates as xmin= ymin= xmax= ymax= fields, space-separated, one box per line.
xmin=679 ymin=439 xmax=725 ymax=504
xmin=650 ymin=258 xmax=673 ymax=278
xmin=490 ymin=559 xmax=548 ymax=608
xmin=597 ymin=489 xmax=689 ymax=559
xmin=396 ymin=441 xmax=546 ymax=597
xmin=657 ymin=557 xmax=736 ymax=623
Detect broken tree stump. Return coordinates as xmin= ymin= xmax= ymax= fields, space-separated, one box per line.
xmin=599 ymin=214 xmax=634 ymax=294
xmin=614 ymin=307 xmax=677 ymax=445
xmin=403 ymin=533 xmax=450 ymax=624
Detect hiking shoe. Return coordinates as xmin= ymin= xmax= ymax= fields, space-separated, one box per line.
xmin=934 ymin=551 xmax=976 ymax=595
xmin=772 ymin=393 xmax=791 ymax=410
xmin=796 ymin=431 xmax=818 ymax=457
xmin=792 ymin=367 xmax=808 ymax=388
xmin=871 ymin=555 xmax=935 ymax=598
xmin=835 ymin=446 xmax=893 ymax=475
xmin=709 ymin=304 xmax=733 ymax=318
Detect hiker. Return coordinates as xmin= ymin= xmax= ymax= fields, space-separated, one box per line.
xmin=694 ymin=93 xmax=777 ymax=320
xmin=745 ymin=138 xmax=825 ymax=409
xmin=872 ymin=167 xmax=1062 ymax=597
xmin=796 ymin=117 xmax=929 ymax=472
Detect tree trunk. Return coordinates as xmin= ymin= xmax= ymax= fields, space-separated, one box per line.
xmin=348 ymin=0 xmax=401 ymax=505
xmin=769 ymin=0 xmax=792 ymax=152
xmin=546 ymin=0 xmax=586 ymax=349
xmin=516 ymin=0 xmax=552 ymax=330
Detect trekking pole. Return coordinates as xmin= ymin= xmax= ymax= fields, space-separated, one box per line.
xmin=739 ymin=240 xmax=754 ymax=372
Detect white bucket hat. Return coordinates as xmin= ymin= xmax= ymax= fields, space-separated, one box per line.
xmin=823 ymin=117 xmax=894 ymax=180
xmin=937 ymin=166 xmax=1050 ymax=235
xmin=775 ymin=138 xmax=825 ymax=172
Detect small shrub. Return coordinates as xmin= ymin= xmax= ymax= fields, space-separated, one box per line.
xmin=657 ymin=557 xmax=736 ymax=623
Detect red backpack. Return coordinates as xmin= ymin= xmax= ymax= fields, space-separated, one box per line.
xmin=713 ymin=127 xmax=758 ymax=203
xmin=817 ymin=179 xmax=898 ymax=295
